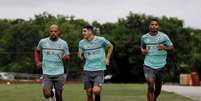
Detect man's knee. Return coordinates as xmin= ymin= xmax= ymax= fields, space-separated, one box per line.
xmin=43 ymin=81 xmax=53 ymax=99
xmin=93 ymin=86 xmax=101 ymax=95
xmin=148 ymin=85 xmax=155 ymax=93
xmin=43 ymin=89 xmax=52 ymax=98
xmin=86 ymin=88 xmax=93 ymax=96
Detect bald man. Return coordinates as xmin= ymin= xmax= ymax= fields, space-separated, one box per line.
xmin=34 ymin=24 xmax=70 ymax=101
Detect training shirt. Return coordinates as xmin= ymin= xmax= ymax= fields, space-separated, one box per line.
xmin=37 ymin=37 xmax=70 ymax=75
xmin=79 ymin=36 xmax=111 ymax=71
xmin=141 ymin=31 xmax=173 ymax=69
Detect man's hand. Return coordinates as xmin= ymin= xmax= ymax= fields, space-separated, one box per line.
xmin=141 ymin=46 xmax=150 ymax=55
xmin=63 ymin=55 xmax=70 ymax=63
xmin=157 ymin=44 xmax=166 ymax=50
xmin=105 ymin=58 xmax=110 ymax=65
xmin=36 ymin=62 xmax=42 ymax=68
xmin=157 ymin=44 xmax=175 ymax=52
xmin=77 ymin=52 xmax=83 ymax=63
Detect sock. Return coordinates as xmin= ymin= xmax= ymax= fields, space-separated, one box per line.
xmin=95 ymin=95 xmax=100 ymax=101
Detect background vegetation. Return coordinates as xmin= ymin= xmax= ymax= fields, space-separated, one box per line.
xmin=0 ymin=12 xmax=200 ymax=82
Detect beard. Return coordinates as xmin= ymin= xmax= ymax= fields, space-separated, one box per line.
xmin=50 ymin=35 xmax=58 ymax=41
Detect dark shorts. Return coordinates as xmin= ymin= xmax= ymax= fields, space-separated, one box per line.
xmin=143 ymin=65 xmax=164 ymax=81
xmin=83 ymin=70 xmax=104 ymax=90
xmin=42 ymin=74 xmax=65 ymax=91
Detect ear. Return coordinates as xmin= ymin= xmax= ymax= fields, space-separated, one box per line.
xmin=89 ymin=29 xmax=93 ymax=34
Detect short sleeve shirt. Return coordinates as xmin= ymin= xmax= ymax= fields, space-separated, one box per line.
xmin=79 ymin=36 xmax=111 ymax=71
xmin=141 ymin=31 xmax=173 ymax=69
xmin=37 ymin=37 xmax=70 ymax=75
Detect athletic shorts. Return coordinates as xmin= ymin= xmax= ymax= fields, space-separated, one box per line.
xmin=83 ymin=70 xmax=104 ymax=90
xmin=143 ymin=65 xmax=164 ymax=81
xmin=42 ymin=74 xmax=65 ymax=91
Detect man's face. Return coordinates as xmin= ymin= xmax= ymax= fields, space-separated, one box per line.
xmin=149 ymin=21 xmax=159 ymax=33
xmin=82 ymin=28 xmax=92 ymax=39
xmin=49 ymin=26 xmax=60 ymax=40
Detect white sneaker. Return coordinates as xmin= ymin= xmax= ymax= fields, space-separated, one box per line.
xmin=49 ymin=88 xmax=56 ymax=101
xmin=49 ymin=95 xmax=56 ymax=101
xmin=49 ymin=97 xmax=55 ymax=101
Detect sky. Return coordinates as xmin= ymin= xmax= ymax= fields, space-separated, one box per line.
xmin=0 ymin=0 xmax=200 ymax=29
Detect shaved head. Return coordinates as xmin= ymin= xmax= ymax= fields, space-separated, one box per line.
xmin=49 ymin=24 xmax=60 ymax=30
xmin=49 ymin=24 xmax=60 ymax=41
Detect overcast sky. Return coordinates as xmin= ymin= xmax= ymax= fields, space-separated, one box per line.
xmin=0 ymin=0 xmax=200 ymax=29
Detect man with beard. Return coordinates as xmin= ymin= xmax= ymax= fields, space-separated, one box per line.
xmin=34 ymin=24 xmax=70 ymax=101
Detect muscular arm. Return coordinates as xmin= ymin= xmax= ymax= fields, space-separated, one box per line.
xmin=77 ymin=52 xmax=83 ymax=62
xmin=106 ymin=44 xmax=113 ymax=60
xmin=34 ymin=48 xmax=42 ymax=68
xmin=164 ymin=46 xmax=175 ymax=52
xmin=105 ymin=44 xmax=113 ymax=65
xmin=157 ymin=44 xmax=175 ymax=52
xmin=140 ymin=37 xmax=149 ymax=55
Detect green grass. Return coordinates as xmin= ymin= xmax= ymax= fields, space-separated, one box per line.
xmin=0 ymin=83 xmax=194 ymax=101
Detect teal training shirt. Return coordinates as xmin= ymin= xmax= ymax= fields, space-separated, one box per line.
xmin=141 ymin=31 xmax=173 ymax=69
xmin=79 ymin=36 xmax=111 ymax=71
xmin=37 ymin=37 xmax=70 ymax=75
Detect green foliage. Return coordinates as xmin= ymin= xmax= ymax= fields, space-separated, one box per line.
xmin=0 ymin=12 xmax=200 ymax=82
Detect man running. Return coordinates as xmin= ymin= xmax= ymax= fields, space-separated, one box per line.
xmin=141 ymin=18 xmax=175 ymax=101
xmin=78 ymin=25 xmax=113 ymax=101
xmin=34 ymin=24 xmax=70 ymax=101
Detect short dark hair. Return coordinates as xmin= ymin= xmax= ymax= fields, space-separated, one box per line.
xmin=83 ymin=25 xmax=93 ymax=31
xmin=150 ymin=18 xmax=159 ymax=24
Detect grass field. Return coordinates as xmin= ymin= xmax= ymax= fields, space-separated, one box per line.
xmin=0 ymin=83 xmax=195 ymax=101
